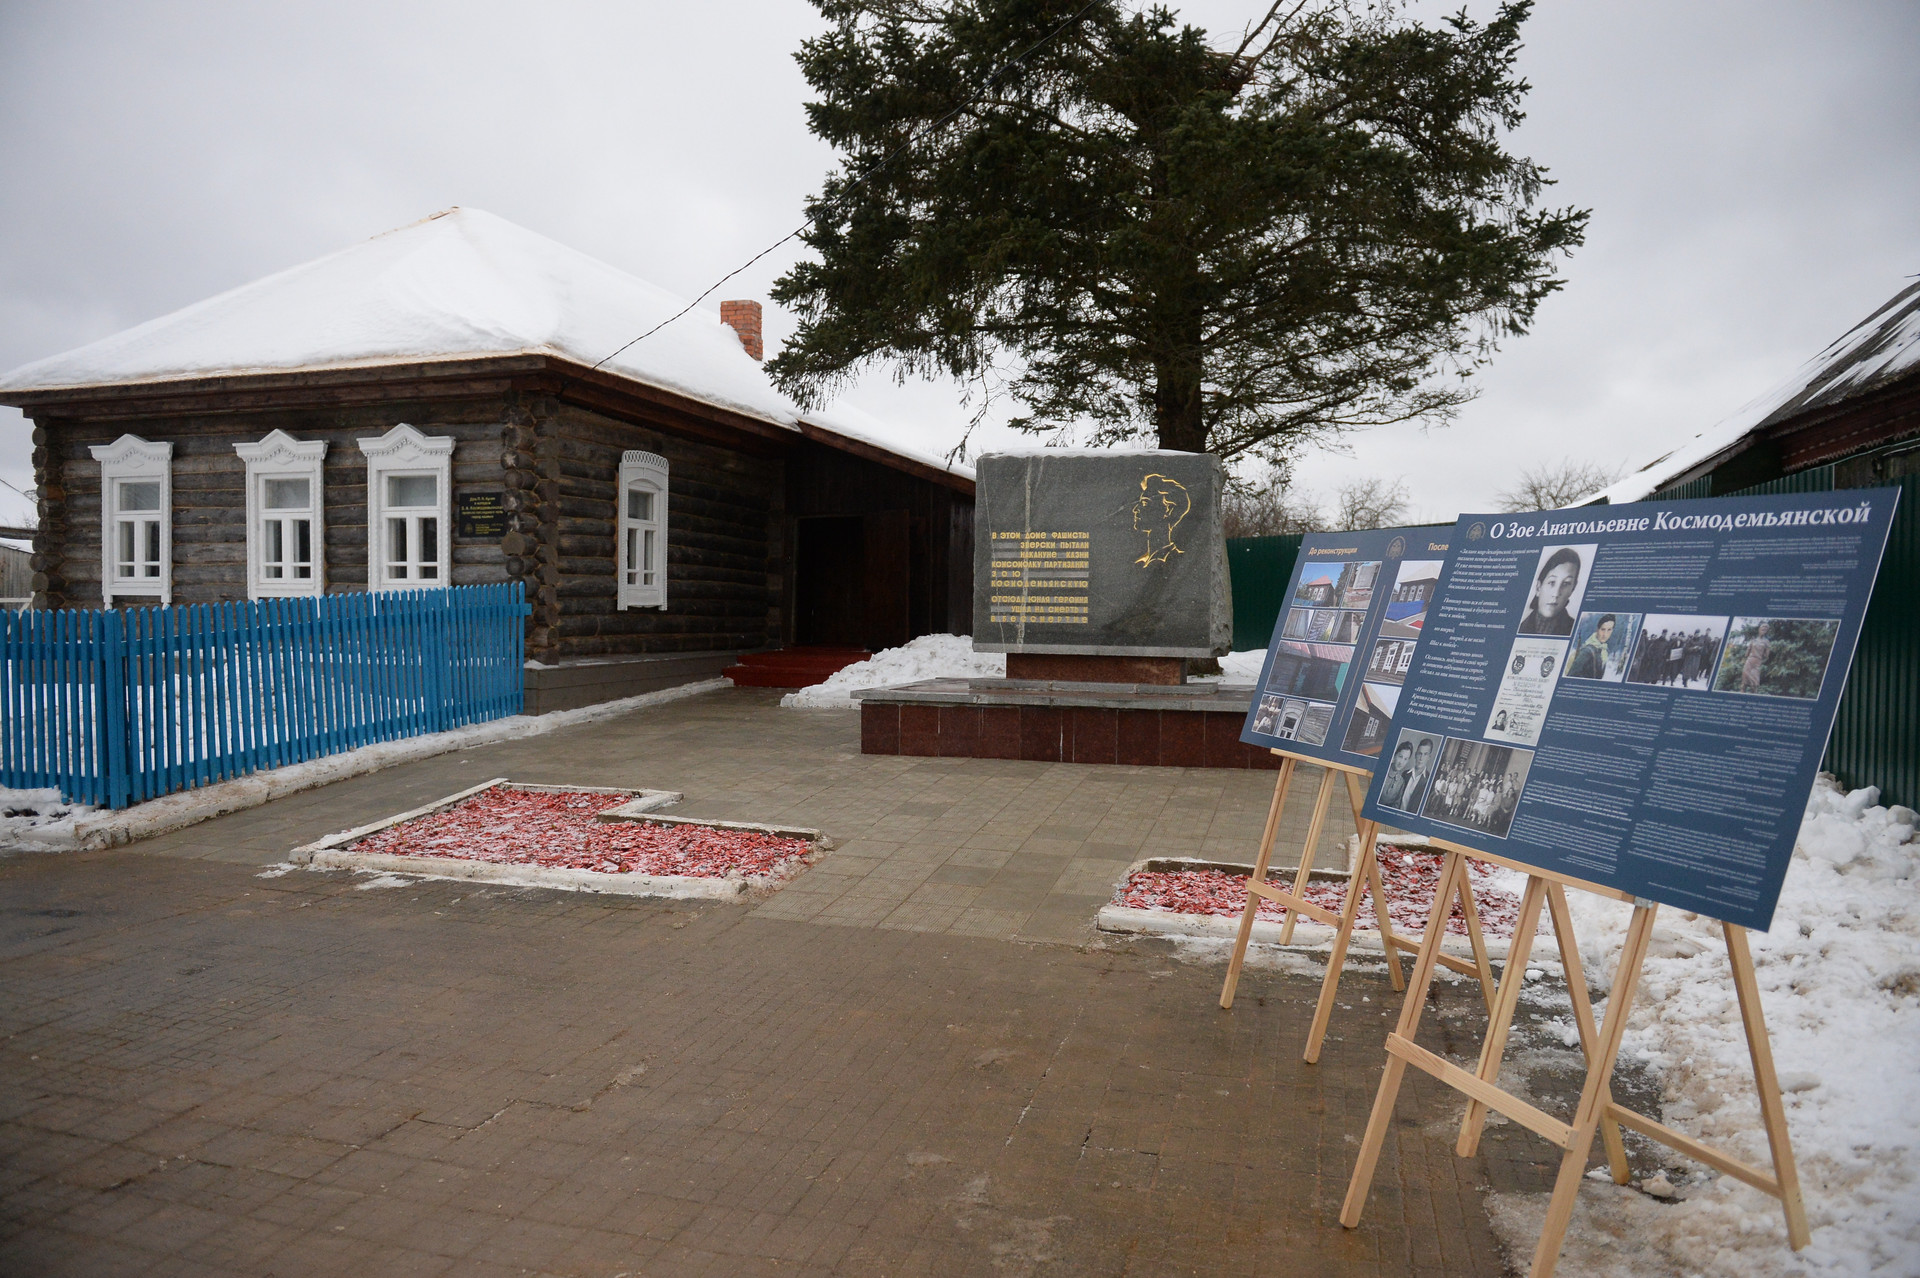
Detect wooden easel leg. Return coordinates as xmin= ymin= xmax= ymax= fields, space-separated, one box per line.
xmin=1365 ymin=838 xmax=1404 ymax=990
xmin=1278 ymin=766 xmax=1338 ymax=945
xmin=1546 ymin=885 xmax=1629 ymax=1183
xmin=1340 ymin=851 xmax=1470 ymax=1228
xmin=1725 ymin=923 xmax=1812 ymax=1249
xmin=1220 ymin=756 xmax=1294 ymax=1010
xmin=1302 ymin=825 xmax=1380 ymax=1065
xmin=1454 ymin=871 xmax=1498 ymax=1013
xmin=1527 ymin=901 xmax=1658 ymax=1278
xmin=1336 ymin=771 xmax=1403 ymax=989
xmin=1456 ymin=875 xmax=1549 ymax=1156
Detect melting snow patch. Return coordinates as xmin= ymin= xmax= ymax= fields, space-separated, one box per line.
xmin=1489 ymin=776 xmax=1919 ymax=1277
xmin=353 ymin=873 xmax=415 ymax=890
xmin=0 ymin=787 xmax=95 ymax=852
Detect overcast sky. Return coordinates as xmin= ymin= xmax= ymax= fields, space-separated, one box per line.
xmin=1 ymin=0 xmax=1914 ymax=530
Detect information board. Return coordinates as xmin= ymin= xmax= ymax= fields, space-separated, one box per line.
xmin=1360 ymin=488 xmax=1899 ymax=931
xmin=1240 ymin=526 xmax=1451 ymax=766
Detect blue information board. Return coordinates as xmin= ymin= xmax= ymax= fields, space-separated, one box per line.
xmin=1359 ymin=489 xmax=1900 ymax=931
xmin=1240 ymin=527 xmax=1452 ymax=767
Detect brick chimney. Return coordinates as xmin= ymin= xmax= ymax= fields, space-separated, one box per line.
xmin=719 ymin=300 xmax=763 ymax=361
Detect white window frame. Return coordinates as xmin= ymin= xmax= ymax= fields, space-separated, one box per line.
xmin=617 ymin=450 xmax=669 ymax=610
xmin=90 ymin=434 xmax=173 ymax=605
xmin=358 ymin=423 xmax=454 ymax=592
xmin=235 ymin=430 xmax=327 ymax=599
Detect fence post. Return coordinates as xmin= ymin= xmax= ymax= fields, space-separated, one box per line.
xmin=100 ymin=608 xmax=130 ymax=810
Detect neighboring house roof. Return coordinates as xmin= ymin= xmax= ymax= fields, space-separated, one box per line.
xmin=0 ymin=207 xmax=972 ymax=482
xmin=1590 ymin=278 xmax=1920 ymax=505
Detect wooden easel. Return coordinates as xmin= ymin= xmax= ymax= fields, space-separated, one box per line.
xmin=1340 ymin=842 xmax=1810 ymax=1278
xmin=1218 ymin=751 xmax=1498 ymax=1062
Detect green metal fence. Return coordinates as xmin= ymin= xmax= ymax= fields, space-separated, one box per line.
xmin=1226 ymin=534 xmax=1304 ymax=651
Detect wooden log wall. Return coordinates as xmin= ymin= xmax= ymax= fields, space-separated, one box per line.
xmin=528 ymin=401 xmax=785 ymax=662
xmin=31 ymin=400 xmax=510 ymax=610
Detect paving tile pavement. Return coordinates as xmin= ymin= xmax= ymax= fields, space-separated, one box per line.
xmin=118 ymin=688 xmax=1365 ymax=946
xmin=0 ymin=845 xmax=1560 ymax=1277
xmin=0 ymin=688 xmax=1590 ymax=1275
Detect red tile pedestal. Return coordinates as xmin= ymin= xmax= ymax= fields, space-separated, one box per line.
xmin=856 ymin=680 xmax=1277 ymax=770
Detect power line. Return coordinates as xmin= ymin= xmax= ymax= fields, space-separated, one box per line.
xmin=591 ymin=0 xmax=1105 ymax=372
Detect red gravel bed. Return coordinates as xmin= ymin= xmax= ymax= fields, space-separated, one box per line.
xmin=1113 ymin=848 xmax=1523 ymax=939
xmin=351 ymin=787 xmax=813 ymax=879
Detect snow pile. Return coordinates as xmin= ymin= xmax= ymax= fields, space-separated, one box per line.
xmin=0 ymin=787 xmax=94 ymax=850
xmin=1 ymin=677 xmax=726 ymax=854
xmin=782 ymin=635 xmax=1005 ymax=708
xmin=1490 ymin=777 xmax=1920 ymax=1276
xmin=1216 ymin=649 xmax=1265 ymax=683
xmin=781 ymin=639 xmax=1266 ymax=709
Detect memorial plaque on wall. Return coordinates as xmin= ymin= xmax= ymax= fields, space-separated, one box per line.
xmin=1240 ymin=526 xmax=1450 ymax=766
xmin=972 ymin=451 xmax=1231 ymax=657
xmin=457 ymin=491 xmax=507 ymax=538
xmin=1361 ymin=488 xmax=1899 ymax=931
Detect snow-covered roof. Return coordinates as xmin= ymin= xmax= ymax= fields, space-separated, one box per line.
xmin=0 ymin=207 xmax=971 ymax=482
xmin=1590 ymin=278 xmax=1920 ymax=505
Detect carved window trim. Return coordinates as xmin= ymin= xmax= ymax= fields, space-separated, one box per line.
xmin=90 ymin=434 xmax=173 ymax=605
xmin=617 ymin=450 xmax=669 ymax=611
xmin=235 ymin=430 xmax=328 ymax=599
xmin=358 ymin=423 xmax=454 ymax=592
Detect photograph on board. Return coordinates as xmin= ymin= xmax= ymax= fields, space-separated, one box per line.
xmin=1627 ymin=614 xmax=1731 ymax=690
xmin=1342 ymin=682 xmax=1401 ymax=756
xmin=1264 ymin=641 xmax=1354 ymax=703
xmin=1283 ymin=607 xmax=1364 ymax=644
xmin=1364 ymin=635 xmax=1418 ymax=686
xmin=1293 ymin=564 xmax=1344 ymax=607
xmin=1420 ymin=738 xmax=1534 ymax=839
xmin=1339 ymin=560 xmax=1384 ymax=610
xmin=1515 ymin=543 xmax=1597 ymax=637
xmin=1565 ymin=611 xmax=1642 ymax=681
xmin=1296 ymin=702 xmax=1336 ymax=747
xmin=1485 ymin=637 xmax=1569 ymax=746
xmin=1713 ymin=617 xmax=1842 ymax=700
xmin=1384 ymin=560 xmax=1443 ymax=628
xmin=1377 ymin=729 xmax=1441 ymax=814
xmin=1251 ymin=694 xmax=1286 ymax=736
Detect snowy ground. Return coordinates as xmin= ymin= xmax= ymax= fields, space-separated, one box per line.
xmin=1486 ymin=778 xmax=1919 ymax=1276
xmin=780 ymin=636 xmax=1266 ymax=708
xmin=0 ymin=678 xmax=727 ymax=854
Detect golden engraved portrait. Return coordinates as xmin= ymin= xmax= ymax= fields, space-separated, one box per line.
xmin=1131 ymin=473 xmax=1190 ymax=566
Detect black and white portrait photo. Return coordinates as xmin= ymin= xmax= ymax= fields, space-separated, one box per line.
xmin=1377 ymin=729 xmax=1441 ymax=813
xmin=1516 ymin=543 xmax=1596 ymax=638
xmin=1419 ymin=738 xmax=1534 ymax=839
xmin=1626 ymin=614 xmax=1731 ymax=691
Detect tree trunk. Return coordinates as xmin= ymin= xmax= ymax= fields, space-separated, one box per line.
xmin=1153 ymin=354 xmax=1207 ymax=453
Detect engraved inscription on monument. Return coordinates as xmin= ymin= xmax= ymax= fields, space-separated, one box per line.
xmin=989 ymin=530 xmax=1090 ymax=625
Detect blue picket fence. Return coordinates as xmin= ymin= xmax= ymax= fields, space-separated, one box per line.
xmin=2 ymin=582 xmax=529 ymax=809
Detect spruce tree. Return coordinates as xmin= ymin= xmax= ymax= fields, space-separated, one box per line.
xmin=768 ymin=0 xmax=1588 ymax=465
